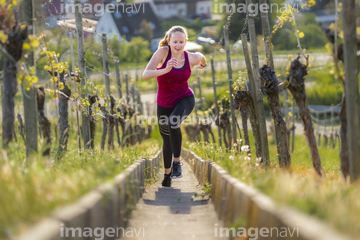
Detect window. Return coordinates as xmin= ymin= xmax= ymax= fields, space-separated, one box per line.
xmin=122 ymin=26 xmax=129 ymax=33
xmin=114 ymin=12 xmax=122 ymax=19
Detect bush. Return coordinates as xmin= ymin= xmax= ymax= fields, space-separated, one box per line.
xmin=272 ymin=13 xmax=328 ymax=51
xmin=301 ymin=24 xmax=328 ymax=49
xmin=306 ymin=69 xmax=343 ymax=105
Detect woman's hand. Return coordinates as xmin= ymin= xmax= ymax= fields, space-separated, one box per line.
xmin=164 ymin=58 xmax=178 ymax=72
xmin=142 ymin=47 xmax=171 ymax=80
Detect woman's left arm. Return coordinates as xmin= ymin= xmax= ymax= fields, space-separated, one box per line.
xmin=189 ymin=52 xmax=207 ymax=69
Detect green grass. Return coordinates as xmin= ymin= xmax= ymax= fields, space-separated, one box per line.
xmin=183 ymin=126 xmax=360 ymax=238
xmin=0 ymin=119 xmax=161 ymax=238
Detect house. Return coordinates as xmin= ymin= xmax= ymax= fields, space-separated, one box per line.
xmin=95 ymin=2 xmax=164 ymax=46
xmin=134 ymin=0 xmax=212 ymax=19
xmin=42 ymin=0 xmax=105 ymax=26
xmin=42 ymin=0 xmax=71 ymax=27
xmin=57 ymin=18 xmax=98 ymax=38
xmin=315 ymin=13 xmax=336 ymax=27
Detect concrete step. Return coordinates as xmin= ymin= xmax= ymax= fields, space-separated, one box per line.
xmin=118 ymin=160 xmax=227 ymax=240
xmin=130 ymin=211 xmax=218 ymax=220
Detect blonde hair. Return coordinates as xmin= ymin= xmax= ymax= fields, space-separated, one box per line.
xmin=158 ymin=26 xmax=188 ymax=49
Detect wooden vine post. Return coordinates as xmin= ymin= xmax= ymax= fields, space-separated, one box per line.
xmin=102 ymin=33 xmax=111 ymax=112
xmin=211 ymin=57 xmax=222 ymax=147
xmin=114 ymin=57 xmax=122 ymax=146
xmin=223 ymin=25 xmax=237 ymax=148
xmin=102 ymin=33 xmax=115 ymax=150
xmin=324 ymin=1 xmax=349 ymax=178
xmin=259 ymin=0 xmax=287 ymax=165
xmin=241 ymin=32 xmax=269 ymax=165
xmin=75 ymin=0 xmax=91 ymax=149
xmin=246 ymin=0 xmax=270 ymax=165
xmin=20 ymin=0 xmax=38 ymax=156
xmin=125 ymin=73 xmax=130 ymax=104
xmin=343 ymin=0 xmax=360 ymax=181
xmin=69 ymin=33 xmax=82 ymax=153
xmin=259 ymin=0 xmax=274 ymax=69
xmin=115 ymin=57 xmax=122 ymax=99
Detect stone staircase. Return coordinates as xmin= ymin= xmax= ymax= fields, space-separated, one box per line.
xmin=121 ymin=161 xmax=227 ymax=240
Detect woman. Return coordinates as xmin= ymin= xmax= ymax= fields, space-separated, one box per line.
xmin=142 ymin=26 xmax=207 ymax=187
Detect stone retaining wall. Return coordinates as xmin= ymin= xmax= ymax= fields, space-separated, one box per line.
xmin=182 ymin=148 xmax=350 ymax=240
xmin=16 ymin=150 xmax=162 ymax=240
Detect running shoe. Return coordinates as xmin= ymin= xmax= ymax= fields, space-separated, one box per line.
xmin=161 ymin=173 xmax=172 ymax=187
xmin=171 ymin=161 xmax=183 ymax=178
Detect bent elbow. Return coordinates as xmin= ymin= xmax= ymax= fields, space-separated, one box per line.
xmin=142 ymin=72 xmax=148 ymax=81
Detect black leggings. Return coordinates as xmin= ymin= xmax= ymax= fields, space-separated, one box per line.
xmin=157 ymin=95 xmax=195 ymax=169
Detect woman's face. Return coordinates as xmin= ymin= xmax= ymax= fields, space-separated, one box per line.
xmin=167 ymin=31 xmax=187 ymax=53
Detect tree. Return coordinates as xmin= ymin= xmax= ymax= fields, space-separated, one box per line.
xmin=108 ymin=34 xmax=127 ymax=62
xmin=139 ymin=19 xmax=154 ymax=42
xmin=125 ymin=37 xmax=151 ymax=63
xmin=216 ymin=0 xmax=282 ymax=42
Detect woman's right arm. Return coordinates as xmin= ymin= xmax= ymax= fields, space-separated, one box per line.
xmin=142 ymin=47 xmax=177 ymax=80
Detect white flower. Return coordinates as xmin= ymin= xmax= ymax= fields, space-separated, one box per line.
xmin=244 ymin=156 xmax=251 ymax=163
xmin=229 ymin=156 xmax=235 ymax=161
xmin=256 ymin=157 xmax=262 ymax=163
xmin=241 ymin=145 xmax=250 ymax=152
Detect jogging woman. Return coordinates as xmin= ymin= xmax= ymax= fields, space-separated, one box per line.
xmin=142 ymin=26 xmax=207 ymax=187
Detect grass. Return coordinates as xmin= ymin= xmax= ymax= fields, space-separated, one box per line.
xmin=0 ymin=118 xmax=161 ymax=238
xmin=183 ymin=127 xmax=360 ymax=238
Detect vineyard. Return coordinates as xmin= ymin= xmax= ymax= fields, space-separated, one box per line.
xmin=0 ymin=0 xmax=360 ymax=239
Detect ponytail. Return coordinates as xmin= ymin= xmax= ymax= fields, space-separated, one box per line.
xmin=158 ymin=33 xmax=169 ymax=48
xmin=158 ymin=26 xmax=188 ymax=49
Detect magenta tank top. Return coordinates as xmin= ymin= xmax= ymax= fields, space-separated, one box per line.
xmin=156 ymin=46 xmax=193 ymax=108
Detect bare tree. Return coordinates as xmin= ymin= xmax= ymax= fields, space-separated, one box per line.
xmin=240 ymin=105 xmax=250 ymax=154
xmin=1 ymin=16 xmax=28 ymax=147
xmin=108 ymin=96 xmax=116 ymax=150
xmin=88 ymin=94 xmax=98 ymax=150
xmin=285 ymin=57 xmax=323 ymax=176
xmin=234 ymin=90 xmax=261 ymax=158
xmin=57 ymin=72 xmax=71 ymax=156
xmin=215 ymin=110 xmax=232 ymax=150
xmin=37 ymin=86 xmax=52 ymax=156
xmin=260 ymin=65 xmax=291 ymax=168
